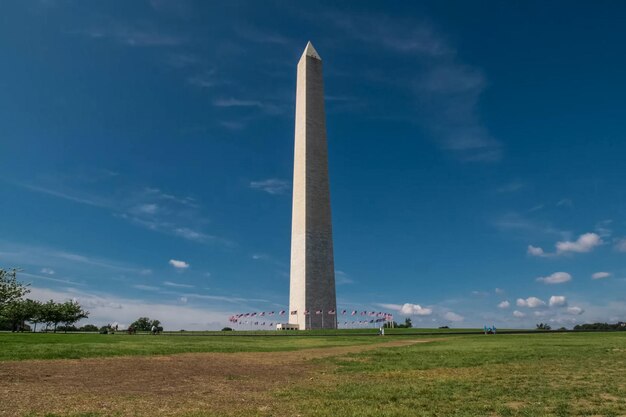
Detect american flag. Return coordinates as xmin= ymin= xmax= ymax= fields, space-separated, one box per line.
xmin=290 ymin=310 xmax=297 ymax=315
xmin=315 ymin=310 xmax=322 ymax=315
xmin=342 ymin=309 xmax=347 ymax=315
xmin=304 ymin=310 xmax=310 ymax=315
xmin=328 ymin=310 xmax=336 ymax=315
xmin=268 ymin=311 xmax=274 ymax=316
xmin=259 ymin=312 xmax=265 ymax=317
xmin=280 ymin=310 xmax=286 ymax=315
xmin=351 ymin=310 xmax=357 ymax=315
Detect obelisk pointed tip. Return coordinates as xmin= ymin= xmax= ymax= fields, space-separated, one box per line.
xmin=302 ymin=41 xmax=321 ymax=61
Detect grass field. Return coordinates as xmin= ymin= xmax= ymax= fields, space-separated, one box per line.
xmin=1 ymin=331 xmax=625 ymax=416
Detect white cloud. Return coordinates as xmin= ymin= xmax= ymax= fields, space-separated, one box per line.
xmin=443 ymin=311 xmax=464 ymax=322
xmin=495 ymin=288 xmax=505 ymax=295
xmin=556 ymin=233 xmax=602 ymax=254
xmin=566 ymin=306 xmax=584 ymax=315
xmin=249 ymin=179 xmax=290 ymax=195
xmin=40 ymin=268 xmax=55 ymax=275
xmin=549 ymin=295 xmax=567 ymax=307
xmin=513 ymin=310 xmax=526 ymax=318
xmin=497 ymin=300 xmax=510 ymax=309
xmin=591 ymin=272 xmax=611 ymax=280
xmin=400 ymin=303 xmax=433 ymax=316
xmin=169 ymin=259 xmax=189 ymax=269
xmin=28 ymin=286 xmax=229 ymax=331
xmin=516 ymin=297 xmax=546 ymax=308
xmin=527 ymin=245 xmax=547 ymax=257
xmin=537 ymin=272 xmax=572 ymax=285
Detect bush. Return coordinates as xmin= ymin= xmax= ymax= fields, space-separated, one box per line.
xmin=221 ymin=327 xmax=233 ymax=331
xmin=80 ymin=324 xmax=99 ymax=332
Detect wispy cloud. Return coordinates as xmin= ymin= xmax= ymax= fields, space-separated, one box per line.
xmin=614 ymin=238 xmax=626 ymax=252
xmin=9 ymin=176 xmax=224 ymax=245
xmin=335 ymin=270 xmax=354 ymax=285
xmin=326 ymin=13 xmax=500 ymax=162
xmin=213 ymin=98 xmax=283 ymax=115
xmin=493 ymin=212 xmax=569 ymax=240
xmin=163 ymin=280 xmax=194 ymax=288
xmin=187 ymin=70 xmax=217 ymax=88
xmin=133 ymin=284 xmax=160 ymax=291
xmin=76 ymin=21 xmax=185 ymax=47
xmin=0 ymin=241 xmax=147 ymax=276
xmin=249 ymin=179 xmax=290 ymax=195
xmin=496 ymin=181 xmax=525 ymax=193
xmin=591 ymin=272 xmax=611 ymax=280
xmin=235 ymin=25 xmax=294 ymax=45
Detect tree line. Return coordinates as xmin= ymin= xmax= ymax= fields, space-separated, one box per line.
xmin=574 ymin=322 xmax=626 ymax=331
xmin=0 ymin=268 xmax=89 ymax=332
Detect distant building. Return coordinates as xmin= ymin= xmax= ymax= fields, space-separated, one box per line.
xmin=276 ymin=323 xmax=299 ymax=331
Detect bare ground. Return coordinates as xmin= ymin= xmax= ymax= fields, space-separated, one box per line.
xmin=0 ymin=339 xmax=427 ymax=417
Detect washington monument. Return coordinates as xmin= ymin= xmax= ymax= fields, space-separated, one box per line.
xmin=289 ymin=42 xmax=337 ymax=330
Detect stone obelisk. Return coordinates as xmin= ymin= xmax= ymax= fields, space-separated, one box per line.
xmin=289 ymin=42 xmax=337 ymax=330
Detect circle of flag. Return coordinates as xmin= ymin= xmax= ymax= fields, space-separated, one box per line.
xmin=228 ymin=310 xmax=394 ymax=328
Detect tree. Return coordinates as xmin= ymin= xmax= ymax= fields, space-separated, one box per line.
xmin=0 ymin=268 xmax=30 ymax=311
xmin=404 ymin=317 xmax=413 ymax=328
xmin=131 ymin=317 xmax=161 ymax=332
xmin=41 ymin=300 xmax=64 ymax=332
xmin=25 ymin=299 xmax=44 ymax=332
xmin=80 ymin=324 xmax=99 ymax=332
xmin=536 ymin=323 xmax=551 ymax=331
xmin=59 ymin=300 xmax=89 ymax=332
xmin=2 ymin=299 xmax=30 ymax=331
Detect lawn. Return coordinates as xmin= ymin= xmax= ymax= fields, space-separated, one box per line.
xmin=278 ymin=332 xmax=626 ymax=417
xmin=0 ymin=331 xmax=389 ymax=361
xmin=0 ymin=328 xmax=497 ymax=361
xmin=1 ymin=331 xmax=625 ymax=416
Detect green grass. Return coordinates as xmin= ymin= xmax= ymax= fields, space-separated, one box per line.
xmin=0 ymin=331 xmax=390 ymax=361
xmin=5 ymin=331 xmax=626 ymax=416
xmin=277 ymin=332 xmax=626 ymax=416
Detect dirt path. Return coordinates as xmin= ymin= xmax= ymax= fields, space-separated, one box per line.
xmin=0 ymin=339 xmax=428 ymax=417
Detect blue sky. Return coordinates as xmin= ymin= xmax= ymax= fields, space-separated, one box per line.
xmin=1 ymin=1 xmax=625 ymax=329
